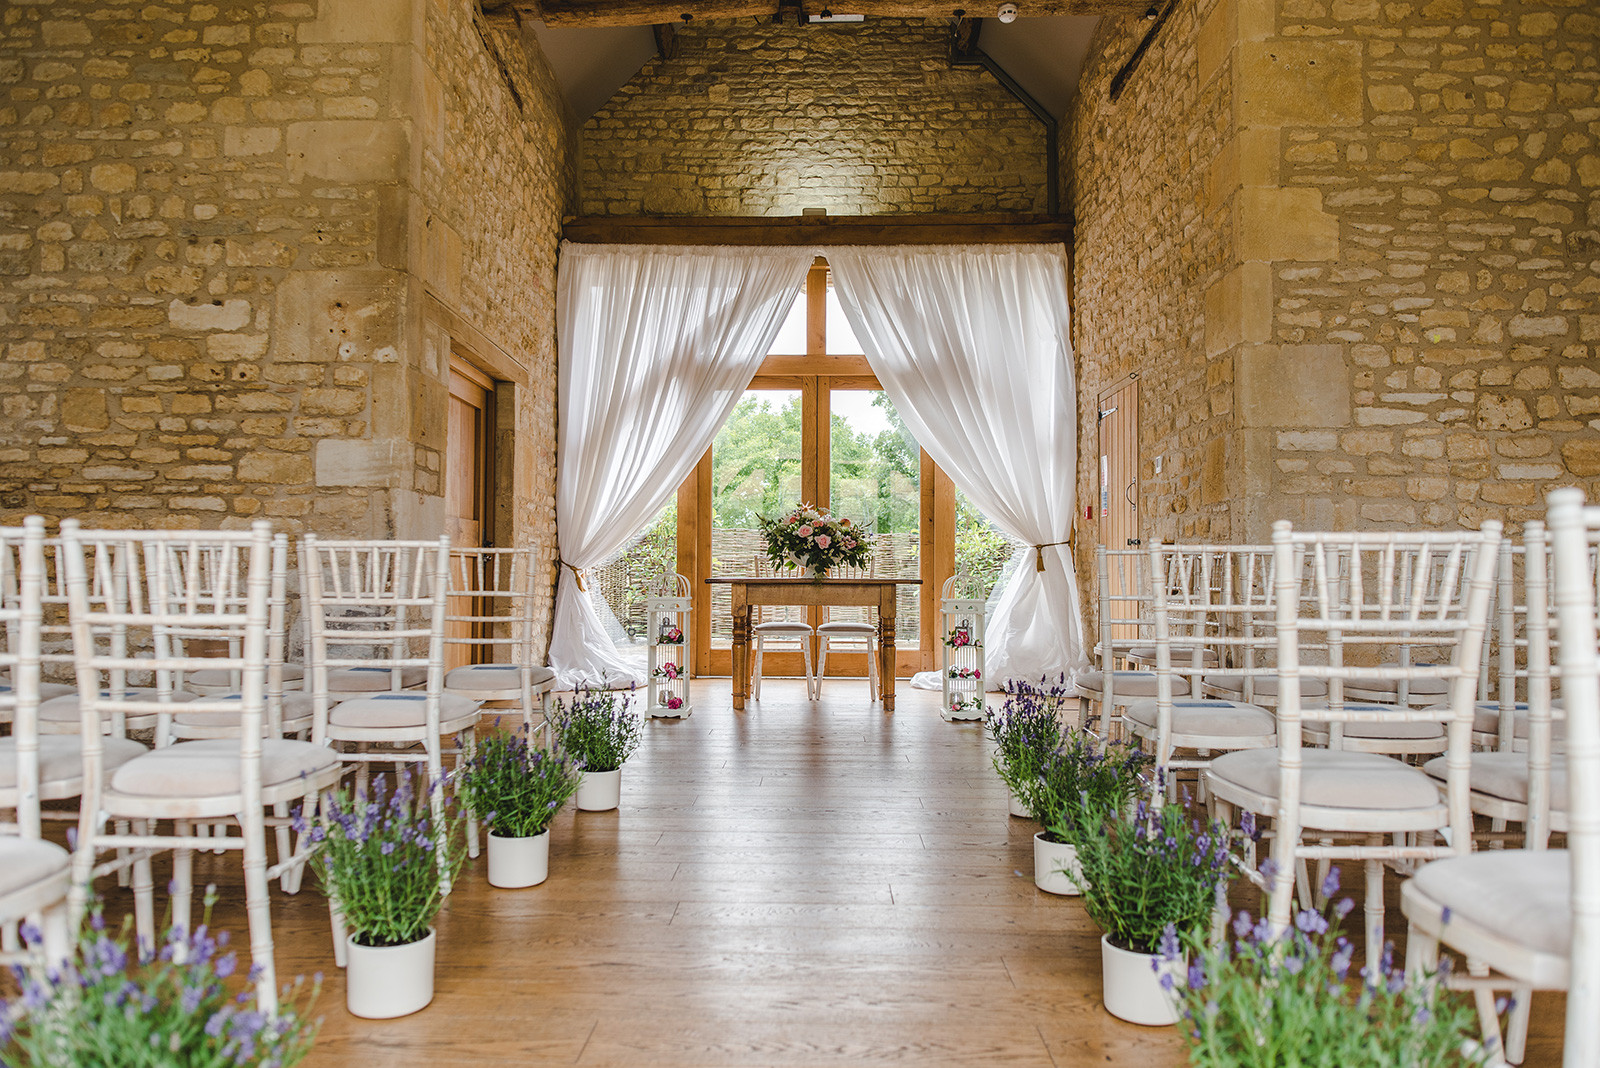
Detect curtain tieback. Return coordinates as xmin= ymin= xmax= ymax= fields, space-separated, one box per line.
xmin=559 ymin=559 xmax=588 ymax=592
xmin=1032 ymin=537 xmax=1075 ymax=573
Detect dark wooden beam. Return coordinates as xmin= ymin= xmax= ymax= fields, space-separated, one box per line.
xmin=524 ymin=0 xmax=1150 ymax=26
xmin=653 ymin=22 xmax=678 ymax=58
xmin=561 ymin=213 xmax=1073 ymax=245
xmin=950 ymin=14 xmax=981 ymax=58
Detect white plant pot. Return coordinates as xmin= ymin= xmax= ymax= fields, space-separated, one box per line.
xmin=575 ymin=767 xmax=622 ymax=811
xmin=345 ymin=928 xmax=436 ymax=1019
xmin=1100 ymin=933 xmax=1183 ymax=1026
xmin=487 ymin=830 xmax=550 ymax=888
xmin=1033 ymin=832 xmax=1082 ymax=896
xmin=1007 ymin=789 xmax=1030 ymax=819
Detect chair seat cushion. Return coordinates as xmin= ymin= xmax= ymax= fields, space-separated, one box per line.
xmin=325 ymin=666 xmax=429 ymax=692
xmin=444 ymin=663 xmax=556 ymax=694
xmin=1126 ymin=645 xmax=1219 ymax=665
xmin=1123 ymin=698 xmax=1275 ymax=738
xmin=0 ymin=735 xmax=146 ymax=792
xmin=1470 ymin=701 xmax=1566 ymax=742
xmin=110 ymin=739 xmax=341 ymax=799
xmin=1204 ymin=674 xmax=1328 ymax=699
xmin=39 ymin=688 xmax=199 ymax=723
xmin=0 ymin=838 xmax=70 ymax=898
xmin=817 ymin=621 xmax=876 ymax=636
xmin=186 ymin=664 xmax=305 ymax=689
xmin=330 ymin=692 xmax=483 ymax=730
xmin=174 ymin=692 xmax=318 ymax=731
xmin=0 ymin=681 xmax=76 ymax=703
xmin=1424 ymin=752 xmax=1569 ymax=811
xmin=1408 ymin=850 xmax=1571 ymax=958
xmin=1208 ymin=747 xmax=1443 ymax=811
xmin=1299 ymin=702 xmax=1446 ymax=740
xmin=1344 ymin=674 xmax=1449 ymax=699
xmin=753 ymin=622 xmax=813 ymax=637
xmin=1077 ymin=671 xmax=1190 ymax=698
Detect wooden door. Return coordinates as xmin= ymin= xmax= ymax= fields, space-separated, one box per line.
xmin=1096 ymin=376 xmax=1140 ymax=645
xmin=446 ymin=360 xmax=495 ymax=671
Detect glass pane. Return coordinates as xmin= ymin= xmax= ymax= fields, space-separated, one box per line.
xmin=955 ymin=492 xmax=1025 ymax=599
xmin=590 ymin=499 xmax=678 ymax=676
xmin=827 ymin=389 xmax=919 ymax=647
xmin=768 ymin=286 xmax=808 ymax=356
xmin=825 ymin=282 xmax=864 ymax=355
xmin=709 ymin=389 xmax=804 ymax=649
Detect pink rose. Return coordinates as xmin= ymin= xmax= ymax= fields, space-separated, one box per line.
xmin=667 ymin=695 xmax=683 ymax=710
xmin=797 ymin=525 xmax=813 ymax=537
xmin=843 ymin=537 xmax=855 ymax=549
xmin=814 ymin=534 xmax=831 ymax=548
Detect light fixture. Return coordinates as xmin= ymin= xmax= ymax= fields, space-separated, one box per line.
xmin=997 ymin=2 xmax=1018 ymax=22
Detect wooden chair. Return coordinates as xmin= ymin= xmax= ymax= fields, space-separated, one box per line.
xmin=1402 ymin=488 xmax=1600 ymax=1067
xmin=445 ymin=546 xmax=555 ymax=737
xmin=60 ymin=520 xmax=343 ymax=1015
xmin=1206 ymin=522 xmax=1501 ymax=967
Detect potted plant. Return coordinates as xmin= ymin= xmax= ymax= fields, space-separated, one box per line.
xmin=1070 ymin=799 xmax=1235 ymax=1026
xmin=1167 ymin=870 xmax=1491 ymax=1066
xmin=551 ymin=686 xmax=643 ymax=811
xmin=987 ymin=678 xmax=1066 ymax=818
xmin=311 ymin=771 xmax=465 ymax=1019
xmin=1027 ymin=731 xmax=1151 ymax=895
xmin=0 ymin=897 xmax=319 ymax=1066
xmin=757 ymin=503 xmax=876 ymax=580
xmin=457 ymin=723 xmax=582 ymax=888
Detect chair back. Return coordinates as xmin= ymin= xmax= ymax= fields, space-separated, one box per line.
xmin=1548 ymin=487 xmax=1600 ymax=1068
xmin=58 ymin=520 xmax=275 ymax=815
xmin=447 ymin=546 xmax=537 ymax=666
xmin=0 ymin=517 xmax=48 ymax=837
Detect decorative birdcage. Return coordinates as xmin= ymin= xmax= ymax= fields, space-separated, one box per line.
xmin=646 ymin=573 xmax=692 ymax=719
xmin=940 ymin=575 xmax=987 ymax=722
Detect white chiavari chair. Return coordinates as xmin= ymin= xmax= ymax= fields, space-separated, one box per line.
xmin=61 ymin=520 xmax=343 ymax=1015
xmin=814 ymin=564 xmax=878 ymax=702
xmin=1079 ymin=546 xmax=1188 ymax=734
xmin=1206 ymin=521 xmax=1501 ymax=967
xmin=1402 ymin=488 xmax=1600 ymax=1067
xmin=444 ymin=546 xmax=555 ymax=737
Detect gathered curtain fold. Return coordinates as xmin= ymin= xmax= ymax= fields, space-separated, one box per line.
xmin=548 ymin=242 xmax=816 ymax=689
xmin=825 ymin=243 xmax=1089 ymax=689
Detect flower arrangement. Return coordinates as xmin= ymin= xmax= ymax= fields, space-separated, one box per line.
xmin=551 ymin=687 xmax=642 ymax=773
xmin=656 ymin=620 xmax=683 ymax=644
xmin=987 ymin=678 xmax=1068 ymax=807
xmin=1030 ymin=730 xmax=1151 ymax=845
xmin=310 ymin=771 xmax=465 ymax=948
xmin=663 ymin=694 xmax=683 ymax=711
xmin=758 ymin=504 xmax=875 ymax=579
xmin=653 ymin=662 xmax=682 ymax=680
xmin=0 ymin=897 xmax=319 ymax=1068
xmin=945 ymin=621 xmax=980 ymax=648
xmin=456 ymin=723 xmax=581 ymax=839
xmin=947 ymin=666 xmax=982 ymax=681
xmin=1070 ymin=798 xmax=1235 ymax=954
xmin=1167 ymin=869 xmax=1490 ymax=1067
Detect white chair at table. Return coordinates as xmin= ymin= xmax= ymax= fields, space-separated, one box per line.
xmin=1402 ymin=489 xmax=1600 ymax=1068
xmin=0 ymin=517 xmax=73 ymax=969
xmin=60 ymin=520 xmax=344 ymax=1015
xmin=1205 ymin=522 xmax=1501 ymax=969
xmin=814 ymin=564 xmax=879 ymax=703
xmin=748 ymin=557 xmax=816 ymax=701
xmin=444 ymin=546 xmax=555 ymax=738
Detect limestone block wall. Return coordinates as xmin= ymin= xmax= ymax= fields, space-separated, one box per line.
xmin=579 ymin=17 xmax=1049 ymax=216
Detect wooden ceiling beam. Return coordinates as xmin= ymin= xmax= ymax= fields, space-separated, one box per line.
xmin=561 ymin=213 xmax=1073 ymax=245
xmin=523 ymin=0 xmax=1150 ymax=26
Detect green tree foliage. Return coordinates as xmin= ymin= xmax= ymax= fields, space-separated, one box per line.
xmin=710 ymin=394 xmax=803 ymax=528
xmin=955 ymin=495 xmax=1019 ymax=597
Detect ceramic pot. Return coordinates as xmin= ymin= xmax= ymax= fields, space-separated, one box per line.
xmin=1007 ymin=789 xmax=1030 ymax=819
xmin=1032 ymin=832 xmax=1083 ymax=895
xmin=575 ymin=767 xmax=622 ymax=811
xmin=345 ymin=928 xmax=436 ymax=1019
xmin=1100 ymin=933 xmax=1183 ymax=1026
xmin=486 ymin=829 xmax=550 ymax=888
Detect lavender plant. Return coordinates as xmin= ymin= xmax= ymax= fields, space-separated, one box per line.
xmin=308 ymin=771 xmax=465 ymax=948
xmin=551 ymin=687 xmax=642 ymax=774
xmin=456 ymin=723 xmax=581 ymax=838
xmin=1070 ymin=799 xmax=1235 ymax=954
xmin=1167 ymin=869 xmax=1490 ymax=1067
xmin=987 ymin=676 xmax=1071 ymax=806
xmin=1029 ymin=730 xmax=1151 ymax=845
xmin=0 ymin=896 xmax=318 ymax=1068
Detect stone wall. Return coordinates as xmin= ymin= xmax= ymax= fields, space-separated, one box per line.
xmin=579 ymin=17 xmax=1050 ymax=216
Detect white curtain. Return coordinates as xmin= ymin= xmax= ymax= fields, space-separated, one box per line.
xmin=549 ymin=243 xmax=815 ymax=688
xmin=826 ymin=244 xmax=1088 ymax=690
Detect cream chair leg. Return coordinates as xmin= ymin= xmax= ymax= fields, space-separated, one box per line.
xmin=815 ymin=638 xmax=828 ymax=700
xmin=1364 ymin=844 xmax=1386 ymax=971
xmin=273 ymin=801 xmax=293 ymax=887
xmin=802 ymin=640 xmax=815 ymax=701
xmin=171 ymin=820 xmax=194 ymax=957
xmin=131 ymin=819 xmax=156 ymax=949
xmin=460 ymin=725 xmax=479 ymax=861
xmin=751 ymin=638 xmax=764 ymax=701
xmin=867 ymin=638 xmax=879 ymax=703
xmin=1503 ymin=980 xmax=1533 ymax=1064
xmin=1466 ymin=958 xmax=1508 ymax=1061
xmin=329 ymin=896 xmax=348 ymax=968
xmin=1403 ymin=919 xmax=1439 ymax=979
xmin=239 ymin=803 xmax=278 ymax=1015
xmin=39 ymin=904 xmax=70 ymax=970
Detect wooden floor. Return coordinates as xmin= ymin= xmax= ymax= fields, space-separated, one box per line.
xmin=79 ymin=678 xmax=1566 ymax=1067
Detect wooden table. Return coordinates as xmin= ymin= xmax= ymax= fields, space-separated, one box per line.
xmin=706 ymin=577 xmax=922 ymax=712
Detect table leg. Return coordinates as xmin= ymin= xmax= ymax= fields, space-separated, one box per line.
xmin=731 ymin=597 xmax=750 ymax=711
xmin=878 ymin=609 xmax=896 ymax=713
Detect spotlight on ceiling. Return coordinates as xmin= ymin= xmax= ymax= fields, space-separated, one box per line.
xmin=997 ymin=2 xmax=1018 ymax=22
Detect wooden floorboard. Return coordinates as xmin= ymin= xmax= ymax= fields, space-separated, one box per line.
xmin=60 ymin=678 xmax=1568 ymax=1067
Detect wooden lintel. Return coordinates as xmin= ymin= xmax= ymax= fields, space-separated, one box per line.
xmin=524 ymin=0 xmax=1150 ymax=26
xmin=561 ymin=213 xmax=1073 ymax=245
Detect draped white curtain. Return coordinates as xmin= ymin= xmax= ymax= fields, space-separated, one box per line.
xmin=826 ymin=244 xmax=1089 ymax=689
xmin=549 ymin=243 xmax=816 ymax=688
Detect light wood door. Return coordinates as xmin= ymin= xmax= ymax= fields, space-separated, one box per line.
xmin=446 ymin=360 xmax=495 ymax=671
xmin=1096 ymin=375 xmax=1140 ymax=646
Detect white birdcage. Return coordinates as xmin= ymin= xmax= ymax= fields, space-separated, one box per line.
xmin=646 ymin=573 xmax=692 ymax=719
xmin=940 ymin=575 xmax=987 ymax=722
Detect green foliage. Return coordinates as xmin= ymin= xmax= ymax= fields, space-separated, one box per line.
xmin=456 ymin=724 xmax=582 ymax=838
xmin=311 ymin=771 xmax=465 ymax=948
xmin=1068 ymin=801 xmax=1235 ymax=954
xmin=711 ymin=394 xmax=803 ymax=528
xmin=956 ymin=496 xmax=1019 ymax=598
xmin=1023 ymin=732 xmax=1151 ymax=845
xmin=986 ymin=679 xmax=1068 ymax=805
xmin=551 ymin=687 xmax=642 ymax=773
xmin=1172 ymin=885 xmax=1490 ymax=1068
xmin=0 ymin=898 xmax=319 ymax=1068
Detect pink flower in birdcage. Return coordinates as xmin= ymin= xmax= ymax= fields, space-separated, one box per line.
xmin=666 ymin=695 xmax=683 ymax=710
xmin=814 ymin=534 xmax=831 ymax=549
xmin=662 ymin=625 xmax=683 ymax=644
xmin=974 ymin=669 xmax=982 ymax=679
